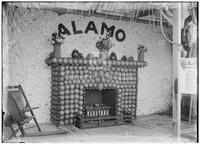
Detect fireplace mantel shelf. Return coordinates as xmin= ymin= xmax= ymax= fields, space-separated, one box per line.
xmin=46 ymin=57 xmax=147 ymax=68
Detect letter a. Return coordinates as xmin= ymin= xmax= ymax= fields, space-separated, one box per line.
xmin=85 ymin=21 xmax=98 ymax=34
xmin=58 ymin=23 xmax=71 ymax=36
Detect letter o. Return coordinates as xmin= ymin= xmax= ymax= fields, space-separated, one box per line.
xmin=115 ymin=29 xmax=126 ymax=42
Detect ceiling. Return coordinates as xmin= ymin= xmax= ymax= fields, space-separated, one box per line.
xmin=7 ymin=2 xmax=196 ymax=25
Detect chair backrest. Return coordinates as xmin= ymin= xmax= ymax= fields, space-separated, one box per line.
xmin=7 ymin=86 xmax=27 ymax=122
xmin=7 ymin=86 xmax=27 ymax=109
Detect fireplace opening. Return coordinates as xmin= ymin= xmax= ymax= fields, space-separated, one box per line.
xmin=84 ymin=89 xmax=117 ymax=117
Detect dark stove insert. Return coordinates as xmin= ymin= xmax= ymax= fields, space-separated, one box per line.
xmin=84 ymin=89 xmax=117 ymax=118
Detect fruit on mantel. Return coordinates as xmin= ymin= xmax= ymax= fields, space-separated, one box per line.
xmin=128 ymin=56 xmax=134 ymax=61
xmin=109 ymin=52 xmax=117 ymax=60
xmin=47 ymin=57 xmax=147 ymax=70
xmin=86 ymin=53 xmax=94 ymax=60
xmin=121 ymin=55 xmax=128 ymax=61
xmin=72 ymin=49 xmax=80 ymax=59
xmin=51 ymin=58 xmax=57 ymax=63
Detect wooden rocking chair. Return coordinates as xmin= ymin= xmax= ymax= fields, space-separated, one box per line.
xmin=5 ymin=85 xmax=41 ymax=137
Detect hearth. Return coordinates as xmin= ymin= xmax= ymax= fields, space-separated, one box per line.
xmin=84 ymin=89 xmax=117 ymax=117
xmin=46 ymin=57 xmax=147 ymax=127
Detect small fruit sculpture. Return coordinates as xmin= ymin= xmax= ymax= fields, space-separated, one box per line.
xmin=71 ymin=49 xmax=80 ymax=59
xmin=121 ymin=55 xmax=127 ymax=61
xmin=128 ymin=56 xmax=134 ymax=61
xmin=79 ymin=52 xmax=84 ymax=59
xmin=109 ymin=52 xmax=117 ymax=60
xmin=86 ymin=53 xmax=94 ymax=60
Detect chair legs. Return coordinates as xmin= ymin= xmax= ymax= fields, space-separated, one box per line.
xmin=11 ymin=120 xmax=40 ymax=137
xmin=33 ymin=117 xmax=41 ymax=132
xmin=10 ymin=125 xmax=17 ymax=138
xmin=19 ymin=85 xmax=41 ymax=132
xmin=17 ymin=123 xmax=26 ymax=136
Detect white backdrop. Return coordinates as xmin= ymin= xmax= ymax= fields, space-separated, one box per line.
xmin=5 ymin=9 xmax=172 ymax=123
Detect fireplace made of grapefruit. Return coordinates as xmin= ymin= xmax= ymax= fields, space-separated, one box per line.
xmin=46 ymin=57 xmax=147 ymax=126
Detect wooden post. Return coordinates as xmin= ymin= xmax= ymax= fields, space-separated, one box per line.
xmin=172 ymin=4 xmax=182 ymax=142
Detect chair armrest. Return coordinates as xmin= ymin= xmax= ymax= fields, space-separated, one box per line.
xmin=21 ymin=116 xmax=34 ymax=124
xmin=21 ymin=107 xmax=39 ymax=113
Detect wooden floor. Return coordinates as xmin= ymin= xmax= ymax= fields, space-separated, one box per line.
xmin=4 ymin=114 xmax=197 ymax=143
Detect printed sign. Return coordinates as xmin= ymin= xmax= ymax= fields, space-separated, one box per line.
xmin=58 ymin=21 xmax=126 ymax=42
xmin=181 ymin=58 xmax=197 ymax=95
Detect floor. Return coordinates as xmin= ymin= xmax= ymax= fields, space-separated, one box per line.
xmin=4 ymin=114 xmax=197 ymax=143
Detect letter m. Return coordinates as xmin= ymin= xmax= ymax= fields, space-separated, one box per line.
xmin=100 ymin=22 xmax=115 ymax=37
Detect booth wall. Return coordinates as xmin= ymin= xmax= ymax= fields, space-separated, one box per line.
xmin=6 ymin=9 xmax=172 ymax=123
